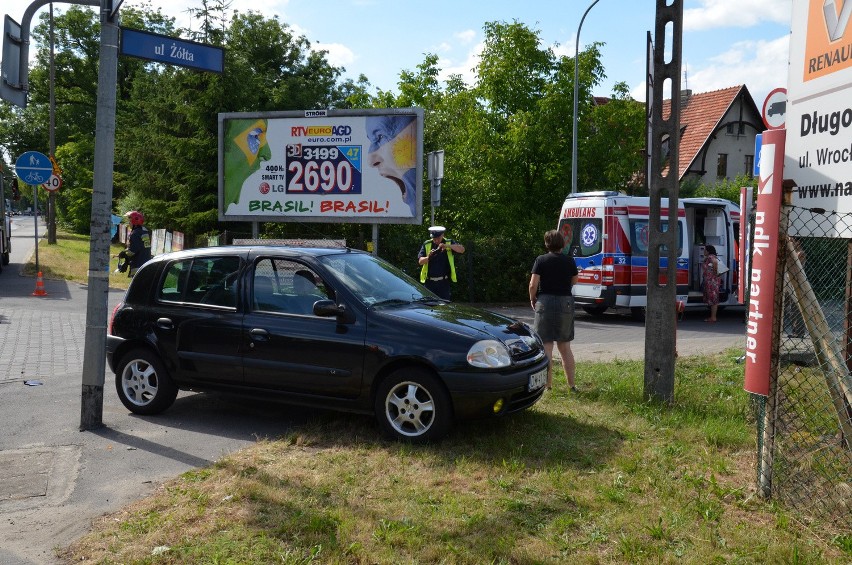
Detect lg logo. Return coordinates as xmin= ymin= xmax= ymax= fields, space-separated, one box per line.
xmin=823 ymin=0 xmax=852 ymax=42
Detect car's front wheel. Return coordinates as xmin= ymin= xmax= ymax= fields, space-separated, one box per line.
xmin=115 ymin=348 xmax=178 ymax=415
xmin=375 ymin=368 xmax=452 ymax=443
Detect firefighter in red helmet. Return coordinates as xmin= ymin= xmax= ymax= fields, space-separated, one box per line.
xmin=117 ymin=210 xmax=152 ymax=276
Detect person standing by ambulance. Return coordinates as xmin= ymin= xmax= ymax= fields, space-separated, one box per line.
xmin=123 ymin=210 xmax=152 ymax=277
xmin=529 ymin=229 xmax=579 ymax=391
xmin=702 ymin=244 xmax=721 ymax=322
xmin=418 ymin=226 xmax=465 ymax=300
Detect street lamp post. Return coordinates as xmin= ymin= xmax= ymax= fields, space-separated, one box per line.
xmin=571 ymin=0 xmax=601 ymax=196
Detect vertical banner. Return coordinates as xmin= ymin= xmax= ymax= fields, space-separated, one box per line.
xmin=738 ymin=187 xmax=753 ymax=304
xmin=744 ymin=128 xmax=786 ymax=396
xmin=172 ymin=231 xmax=185 ymax=251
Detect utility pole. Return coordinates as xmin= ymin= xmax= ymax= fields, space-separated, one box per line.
xmin=643 ymin=0 xmax=683 ymax=403
xmin=80 ymin=0 xmax=119 ymax=430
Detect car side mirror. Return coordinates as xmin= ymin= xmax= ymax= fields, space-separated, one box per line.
xmin=313 ymin=300 xmax=355 ymax=323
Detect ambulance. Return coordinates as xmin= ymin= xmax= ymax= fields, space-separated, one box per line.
xmin=557 ymin=191 xmax=741 ymax=319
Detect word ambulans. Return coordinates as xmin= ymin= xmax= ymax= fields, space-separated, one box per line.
xmin=557 ymin=191 xmax=742 ymax=319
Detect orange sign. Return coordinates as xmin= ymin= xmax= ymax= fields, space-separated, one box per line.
xmin=803 ymin=0 xmax=852 ymax=82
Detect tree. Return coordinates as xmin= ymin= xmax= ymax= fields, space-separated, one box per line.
xmin=115 ymin=8 xmax=349 ymax=237
xmin=1 ymin=12 xmax=648 ymax=302
xmin=582 ymin=81 xmax=646 ymax=193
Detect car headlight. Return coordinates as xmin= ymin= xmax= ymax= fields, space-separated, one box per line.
xmin=467 ymin=340 xmax=511 ymax=369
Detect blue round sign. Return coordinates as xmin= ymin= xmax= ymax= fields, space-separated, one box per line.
xmin=15 ymin=151 xmax=53 ymax=185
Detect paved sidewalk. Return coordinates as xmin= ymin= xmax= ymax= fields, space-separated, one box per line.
xmin=1 ymin=272 xmax=302 ymax=564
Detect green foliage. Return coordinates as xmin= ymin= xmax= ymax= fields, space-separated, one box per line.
xmin=688 ymin=173 xmax=757 ymax=202
xmin=53 ymin=140 xmax=94 ymax=232
xmin=2 ymin=13 xmax=652 ymax=302
xmin=584 ymin=82 xmax=646 ymax=194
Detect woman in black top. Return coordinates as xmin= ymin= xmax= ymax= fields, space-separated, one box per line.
xmin=528 ymin=229 xmax=579 ymax=391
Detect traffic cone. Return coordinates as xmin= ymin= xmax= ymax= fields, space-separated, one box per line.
xmin=32 ymin=271 xmax=48 ymax=296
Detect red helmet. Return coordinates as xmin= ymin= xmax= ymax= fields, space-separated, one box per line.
xmin=124 ymin=210 xmax=144 ymax=226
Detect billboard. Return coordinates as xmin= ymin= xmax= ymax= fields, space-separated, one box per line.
xmin=785 ymin=0 xmax=852 ymax=234
xmin=218 ymin=109 xmax=424 ymax=224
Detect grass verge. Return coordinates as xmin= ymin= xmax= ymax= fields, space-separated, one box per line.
xmin=22 ymin=229 xmax=131 ymax=290
xmin=61 ymin=355 xmax=850 ymax=564
xmin=28 ymin=230 xmax=849 ymax=563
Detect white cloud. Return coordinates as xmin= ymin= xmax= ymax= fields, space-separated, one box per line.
xmin=630 ymin=32 xmax=789 ymax=105
xmin=313 ymin=42 xmax=356 ymax=68
xmin=684 ymin=0 xmax=793 ymax=31
xmin=454 ymin=29 xmax=477 ymax=45
xmin=552 ymin=41 xmax=573 ymax=59
xmin=438 ymin=41 xmax=483 ymax=88
xmin=685 ymin=35 xmax=790 ymax=105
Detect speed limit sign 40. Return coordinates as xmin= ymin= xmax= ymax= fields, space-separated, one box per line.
xmin=42 ymin=174 xmax=63 ymax=192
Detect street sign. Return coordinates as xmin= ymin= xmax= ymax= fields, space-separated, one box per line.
xmin=120 ymin=27 xmax=224 ymax=73
xmin=15 ymin=151 xmax=52 ymax=185
xmin=753 ymin=134 xmax=762 ymax=176
xmin=0 ymin=15 xmax=25 ymax=108
xmin=761 ymin=87 xmax=787 ymax=130
xmin=110 ymin=0 xmax=126 ymax=19
xmin=42 ymin=174 xmax=62 ymax=192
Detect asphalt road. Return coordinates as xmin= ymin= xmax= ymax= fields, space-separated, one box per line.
xmin=0 ymin=216 xmax=747 ymax=564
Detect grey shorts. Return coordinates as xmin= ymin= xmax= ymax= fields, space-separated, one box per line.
xmin=533 ymin=294 xmax=575 ymax=342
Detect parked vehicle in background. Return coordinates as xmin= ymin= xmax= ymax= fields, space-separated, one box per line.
xmin=0 ymin=203 xmax=11 ymax=271
xmin=106 ymin=246 xmax=549 ymax=443
xmin=557 ymin=191 xmax=741 ymax=319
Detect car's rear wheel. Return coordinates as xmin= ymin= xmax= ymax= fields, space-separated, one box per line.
xmin=375 ymin=368 xmax=452 ymax=443
xmin=115 ymin=348 xmax=178 ymax=415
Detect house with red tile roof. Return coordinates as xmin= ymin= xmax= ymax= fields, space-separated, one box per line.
xmin=663 ymin=85 xmax=765 ymax=184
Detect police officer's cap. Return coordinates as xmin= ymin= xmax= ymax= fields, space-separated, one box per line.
xmin=428 ymin=226 xmax=446 ymax=236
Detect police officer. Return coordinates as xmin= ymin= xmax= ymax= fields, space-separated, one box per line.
xmin=418 ymin=226 xmax=465 ymax=300
xmin=123 ymin=210 xmax=152 ymax=277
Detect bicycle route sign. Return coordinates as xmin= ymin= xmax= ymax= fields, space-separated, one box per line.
xmin=15 ymin=151 xmax=52 ymax=185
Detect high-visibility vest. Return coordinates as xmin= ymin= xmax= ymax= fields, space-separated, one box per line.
xmin=420 ymin=240 xmax=456 ymax=283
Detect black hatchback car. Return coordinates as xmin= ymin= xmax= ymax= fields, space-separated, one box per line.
xmin=107 ymin=246 xmax=549 ymax=442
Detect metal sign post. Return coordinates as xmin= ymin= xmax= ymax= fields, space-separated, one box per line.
xmin=427 ymin=150 xmax=444 ymax=227
xmin=15 ymin=150 xmax=52 ymax=275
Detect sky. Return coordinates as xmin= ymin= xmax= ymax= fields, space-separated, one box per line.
xmin=3 ymin=0 xmax=793 ymax=109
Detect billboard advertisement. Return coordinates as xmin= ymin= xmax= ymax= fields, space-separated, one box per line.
xmin=218 ymin=109 xmax=424 ymax=224
xmin=785 ymin=0 xmax=852 ymax=233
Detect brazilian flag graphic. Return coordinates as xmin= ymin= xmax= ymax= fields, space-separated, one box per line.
xmin=223 ymin=119 xmax=272 ymax=207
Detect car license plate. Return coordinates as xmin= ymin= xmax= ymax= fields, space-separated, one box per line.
xmin=528 ymin=368 xmax=547 ymax=391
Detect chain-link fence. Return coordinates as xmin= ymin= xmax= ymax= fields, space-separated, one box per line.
xmin=758 ymin=204 xmax=852 ymax=527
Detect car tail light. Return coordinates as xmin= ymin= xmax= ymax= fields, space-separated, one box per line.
xmin=602 ymin=257 xmax=614 ymax=286
xmin=108 ymin=302 xmax=123 ymax=335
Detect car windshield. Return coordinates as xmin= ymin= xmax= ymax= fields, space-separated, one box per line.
xmin=318 ymin=252 xmax=434 ymax=306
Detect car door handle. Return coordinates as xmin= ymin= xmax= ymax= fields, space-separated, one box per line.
xmin=249 ymin=328 xmax=269 ymax=342
xmin=156 ymin=318 xmax=174 ymax=330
